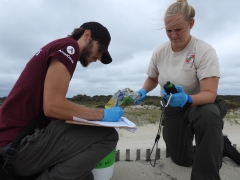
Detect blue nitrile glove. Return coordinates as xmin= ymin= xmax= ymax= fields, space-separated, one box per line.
xmin=161 ymin=85 xmax=192 ymax=107
xmin=135 ymin=89 xmax=147 ymax=105
xmin=102 ymin=107 xmax=124 ymax=122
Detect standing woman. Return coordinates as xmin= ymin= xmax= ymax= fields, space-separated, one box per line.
xmin=136 ymin=0 xmax=239 ymax=179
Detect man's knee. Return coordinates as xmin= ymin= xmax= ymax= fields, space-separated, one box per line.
xmin=107 ymin=127 xmax=119 ymax=142
xmin=108 ymin=128 xmax=119 ymax=148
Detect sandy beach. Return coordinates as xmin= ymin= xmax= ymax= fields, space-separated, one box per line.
xmin=111 ymin=120 xmax=240 ymax=180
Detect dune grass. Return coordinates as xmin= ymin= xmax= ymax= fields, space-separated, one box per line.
xmin=124 ymin=108 xmax=162 ymax=126
xmin=83 ymin=102 xmax=240 ymax=127
xmin=123 ymin=107 xmax=240 ymax=127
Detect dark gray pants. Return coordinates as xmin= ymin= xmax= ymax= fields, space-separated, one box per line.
xmin=162 ymin=96 xmax=226 ymax=180
xmin=9 ymin=120 xmax=118 ymax=180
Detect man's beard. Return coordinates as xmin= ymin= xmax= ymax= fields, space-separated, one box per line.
xmin=79 ymin=40 xmax=93 ymax=67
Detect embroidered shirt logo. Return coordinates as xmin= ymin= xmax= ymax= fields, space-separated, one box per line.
xmin=67 ymin=46 xmax=75 ymax=55
xmin=186 ymin=53 xmax=195 ymax=64
xmin=58 ymin=49 xmax=74 ymax=63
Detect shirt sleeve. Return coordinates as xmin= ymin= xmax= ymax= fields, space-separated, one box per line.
xmin=48 ymin=38 xmax=79 ymax=77
xmin=196 ymin=49 xmax=220 ymax=81
xmin=147 ymin=48 xmax=160 ymax=78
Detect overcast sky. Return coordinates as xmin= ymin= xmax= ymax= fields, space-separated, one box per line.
xmin=0 ymin=0 xmax=239 ymax=98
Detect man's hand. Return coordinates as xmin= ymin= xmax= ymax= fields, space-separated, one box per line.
xmin=102 ymin=107 xmax=124 ymax=122
xmin=135 ymin=89 xmax=147 ymax=105
xmin=162 ymin=85 xmax=192 ymax=107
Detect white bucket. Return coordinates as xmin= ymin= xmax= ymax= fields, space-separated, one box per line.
xmin=92 ymin=164 xmax=114 ymax=180
xmin=92 ymin=148 xmax=116 ymax=180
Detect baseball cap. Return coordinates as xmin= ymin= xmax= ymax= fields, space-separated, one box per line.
xmin=80 ymin=22 xmax=112 ymax=64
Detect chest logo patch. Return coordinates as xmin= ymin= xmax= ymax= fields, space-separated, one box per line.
xmin=186 ymin=53 xmax=195 ymax=64
xmin=67 ymin=46 xmax=75 ymax=55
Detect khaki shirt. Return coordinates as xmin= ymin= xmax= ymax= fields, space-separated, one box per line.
xmin=147 ymin=36 xmax=220 ymax=95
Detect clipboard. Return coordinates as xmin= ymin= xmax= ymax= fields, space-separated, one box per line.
xmin=66 ymin=116 xmax=138 ymax=133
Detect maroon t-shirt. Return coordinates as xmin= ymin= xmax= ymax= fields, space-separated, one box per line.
xmin=0 ymin=38 xmax=79 ymax=147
